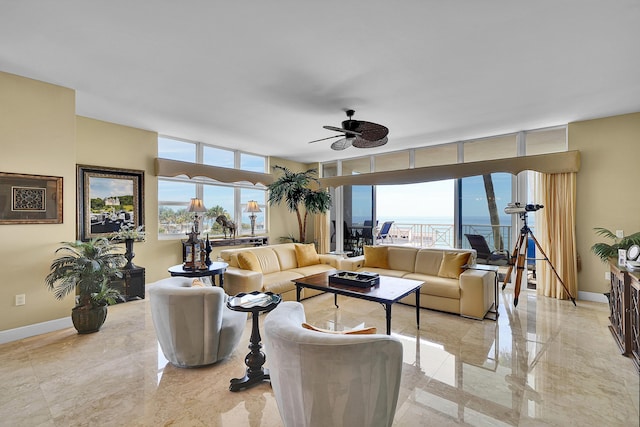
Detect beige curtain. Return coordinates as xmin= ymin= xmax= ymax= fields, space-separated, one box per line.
xmin=534 ymin=172 xmax=578 ymax=300
xmin=314 ymin=212 xmax=330 ymax=254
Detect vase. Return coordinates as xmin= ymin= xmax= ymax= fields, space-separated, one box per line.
xmin=124 ymin=238 xmax=136 ymax=269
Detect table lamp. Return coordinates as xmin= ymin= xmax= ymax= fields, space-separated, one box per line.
xmin=187 ymin=198 xmax=207 ymax=233
xmin=245 ymin=200 xmax=262 ymax=236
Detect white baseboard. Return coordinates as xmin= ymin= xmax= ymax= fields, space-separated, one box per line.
xmin=0 ymin=317 xmax=72 ymax=344
xmin=578 ymin=290 xmax=609 ymax=303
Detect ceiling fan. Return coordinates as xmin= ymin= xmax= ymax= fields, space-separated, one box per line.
xmin=308 ymin=109 xmax=389 ymax=151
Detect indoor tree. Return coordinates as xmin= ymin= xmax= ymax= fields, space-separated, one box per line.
xmin=267 ymin=165 xmax=332 ymax=243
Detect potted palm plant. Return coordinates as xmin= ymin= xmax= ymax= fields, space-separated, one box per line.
xmin=45 ymin=237 xmax=126 ymax=334
xmin=267 ymin=165 xmax=332 ymax=243
xmin=591 ymin=227 xmax=640 ymax=262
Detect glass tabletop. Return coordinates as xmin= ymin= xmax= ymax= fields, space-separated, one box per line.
xmin=227 ymin=291 xmax=281 ymax=311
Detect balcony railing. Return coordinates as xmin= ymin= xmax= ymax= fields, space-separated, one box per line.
xmin=382 ymin=222 xmax=512 ymax=253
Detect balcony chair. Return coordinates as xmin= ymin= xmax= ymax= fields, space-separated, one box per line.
xmin=376 ymin=221 xmax=394 ymax=244
xmin=148 ymin=277 xmax=247 ymax=368
xmin=360 ymin=219 xmax=376 ymax=246
xmin=343 ymin=221 xmax=360 ymax=255
xmin=465 ymin=234 xmax=509 ymax=266
xmin=263 ymin=301 xmax=403 ymax=427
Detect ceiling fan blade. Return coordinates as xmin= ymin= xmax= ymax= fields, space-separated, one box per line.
xmin=352 ymin=121 xmax=389 ymax=141
xmin=331 ymin=138 xmax=353 ymax=151
xmin=352 ymin=136 xmax=388 ymax=148
xmin=322 ymin=125 xmax=362 ymax=136
xmin=308 ymin=134 xmax=343 ymax=144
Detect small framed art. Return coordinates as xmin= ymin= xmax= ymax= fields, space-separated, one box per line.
xmin=0 ymin=172 xmax=63 ymax=224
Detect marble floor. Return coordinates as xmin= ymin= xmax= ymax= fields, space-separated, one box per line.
xmin=1 ymin=287 xmax=638 ymax=427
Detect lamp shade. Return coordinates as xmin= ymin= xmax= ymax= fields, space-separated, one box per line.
xmin=245 ymin=200 xmax=262 ymax=213
xmin=187 ymin=198 xmax=207 ymax=213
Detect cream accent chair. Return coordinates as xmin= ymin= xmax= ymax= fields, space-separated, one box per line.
xmin=149 ymin=277 xmax=246 ymax=368
xmin=263 ymin=302 xmax=403 ymax=427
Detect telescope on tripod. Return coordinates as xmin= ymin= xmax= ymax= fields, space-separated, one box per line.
xmin=502 ymin=203 xmax=576 ymax=307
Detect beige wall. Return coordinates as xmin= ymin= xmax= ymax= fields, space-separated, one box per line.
xmin=75 ymin=116 xmax=182 ymax=283
xmin=569 ymin=112 xmax=640 ymax=294
xmin=0 ymin=72 xmax=77 ymax=330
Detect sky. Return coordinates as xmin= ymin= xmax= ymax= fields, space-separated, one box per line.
xmin=377 ymin=181 xmax=455 ymax=218
xmin=90 ymin=177 xmax=133 ymax=199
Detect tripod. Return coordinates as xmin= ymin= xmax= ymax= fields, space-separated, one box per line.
xmin=502 ymin=212 xmax=576 ymax=307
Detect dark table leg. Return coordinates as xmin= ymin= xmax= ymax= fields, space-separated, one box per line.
xmin=334 ymin=293 xmax=339 ymax=308
xmin=296 ymin=285 xmax=301 ymax=302
xmin=229 ymin=310 xmax=269 ymax=392
xmin=415 ymin=289 xmax=420 ymax=329
xmin=384 ymin=303 xmax=392 ymax=335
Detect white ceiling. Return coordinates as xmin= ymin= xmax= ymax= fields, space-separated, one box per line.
xmin=1 ymin=1 xmax=639 ymax=163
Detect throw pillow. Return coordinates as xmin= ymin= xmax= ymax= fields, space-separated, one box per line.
xmin=237 ymin=251 xmax=262 ymax=272
xmin=437 ymin=252 xmax=471 ymax=279
xmin=363 ymin=245 xmax=389 ymax=269
xmin=295 ymin=243 xmax=320 ymax=267
xmin=191 ymin=279 xmax=205 ymax=287
xmin=301 ymin=322 xmax=377 ymax=335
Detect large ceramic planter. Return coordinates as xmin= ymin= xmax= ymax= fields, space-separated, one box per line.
xmin=71 ymin=305 xmax=108 ymax=334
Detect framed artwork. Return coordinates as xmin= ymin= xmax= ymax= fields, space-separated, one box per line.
xmin=77 ymin=165 xmax=144 ymax=241
xmin=0 ymin=172 xmax=63 ymax=224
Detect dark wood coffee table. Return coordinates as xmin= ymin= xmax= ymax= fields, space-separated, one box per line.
xmin=294 ymin=271 xmax=423 ymax=335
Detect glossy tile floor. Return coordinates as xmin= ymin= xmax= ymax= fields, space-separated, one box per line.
xmin=1 ymin=287 xmax=638 ymax=427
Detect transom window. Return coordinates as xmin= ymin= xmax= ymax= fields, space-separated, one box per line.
xmin=158 ymin=136 xmax=267 ymax=238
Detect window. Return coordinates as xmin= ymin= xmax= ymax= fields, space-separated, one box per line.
xmin=158 ymin=136 xmax=267 ymax=238
xmin=323 ymin=126 xmax=567 ymax=252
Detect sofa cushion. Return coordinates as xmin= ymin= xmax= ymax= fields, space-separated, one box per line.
xmin=290 ymin=263 xmax=335 ymax=277
xmin=387 ymin=246 xmax=418 ymax=272
xmin=301 ymin=322 xmax=377 ymax=335
xmin=414 ymin=249 xmax=446 ymax=276
xmin=363 ymin=246 xmax=389 ymax=269
xmin=237 ymin=251 xmax=262 ymax=272
xmin=404 ymin=273 xmax=461 ymax=299
xmin=294 ymin=243 xmax=320 ymax=267
xmin=251 ymin=247 xmax=282 ymax=274
xmin=437 ymin=252 xmax=471 ymax=279
xmin=272 ymin=244 xmax=299 ymax=271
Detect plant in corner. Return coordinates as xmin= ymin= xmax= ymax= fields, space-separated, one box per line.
xmin=45 ymin=237 xmax=126 ymax=334
xmin=267 ymin=165 xmax=332 ymax=243
xmin=591 ymin=227 xmax=640 ymax=262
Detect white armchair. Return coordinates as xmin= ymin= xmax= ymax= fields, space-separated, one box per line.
xmin=148 ymin=277 xmax=246 ymax=368
xmin=263 ymin=301 xmax=403 ymax=427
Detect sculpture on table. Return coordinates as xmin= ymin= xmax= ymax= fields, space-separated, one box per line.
xmin=216 ymin=215 xmax=237 ymax=239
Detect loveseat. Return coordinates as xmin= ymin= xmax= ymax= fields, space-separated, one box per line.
xmin=219 ymin=243 xmax=343 ymax=301
xmin=339 ymin=245 xmax=495 ymax=319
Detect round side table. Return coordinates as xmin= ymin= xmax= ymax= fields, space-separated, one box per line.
xmin=168 ymin=262 xmax=228 ymax=287
xmin=226 ymin=291 xmax=281 ymax=392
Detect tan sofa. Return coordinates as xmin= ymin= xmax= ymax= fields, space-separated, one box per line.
xmin=219 ymin=243 xmax=342 ymax=301
xmin=339 ymin=246 xmax=495 ymax=319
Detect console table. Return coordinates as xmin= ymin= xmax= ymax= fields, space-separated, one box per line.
xmin=209 ymin=236 xmax=268 ymax=247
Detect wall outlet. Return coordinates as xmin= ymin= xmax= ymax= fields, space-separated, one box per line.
xmin=605 ymin=272 xmax=611 ymax=281
xmin=15 ymin=294 xmax=25 ymax=306
xmin=616 ymin=230 xmax=624 ymax=238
